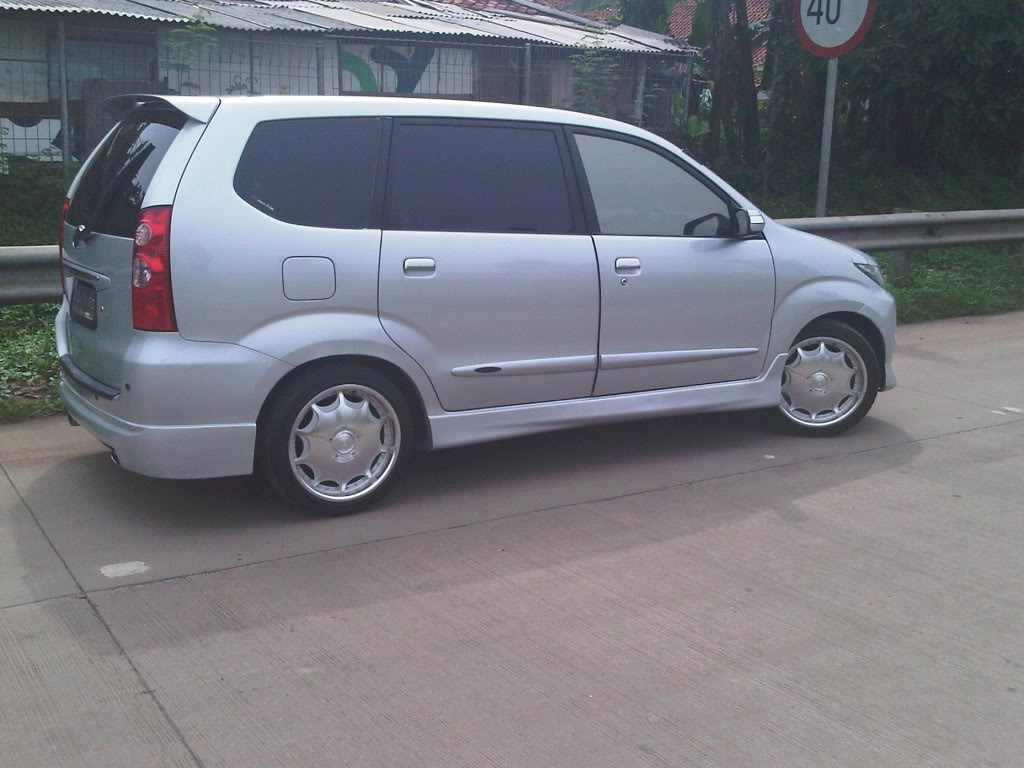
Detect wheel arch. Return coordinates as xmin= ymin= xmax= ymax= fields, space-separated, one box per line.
xmin=256 ymin=354 xmax=433 ymax=450
xmin=795 ymin=311 xmax=887 ymax=390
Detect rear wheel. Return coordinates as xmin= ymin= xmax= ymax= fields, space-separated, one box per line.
xmin=772 ymin=319 xmax=880 ymax=437
xmin=258 ymin=363 xmax=413 ymax=515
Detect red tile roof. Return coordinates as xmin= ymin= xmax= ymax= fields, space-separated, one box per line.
xmin=535 ymin=0 xmax=615 ymax=23
xmin=668 ymin=0 xmax=770 ymax=40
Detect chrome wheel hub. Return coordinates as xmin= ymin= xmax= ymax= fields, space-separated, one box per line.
xmin=289 ymin=385 xmax=401 ymax=501
xmin=331 ymin=429 xmax=358 ymax=458
xmin=779 ymin=337 xmax=868 ymax=427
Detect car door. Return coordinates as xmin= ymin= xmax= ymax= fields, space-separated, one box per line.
xmin=378 ymin=119 xmax=599 ymax=412
xmin=570 ymin=129 xmax=776 ymax=397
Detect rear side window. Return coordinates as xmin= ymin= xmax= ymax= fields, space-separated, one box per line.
xmin=233 ymin=117 xmax=381 ymax=229
xmin=68 ymin=112 xmax=185 ymax=238
xmin=385 ymin=122 xmax=573 ymax=233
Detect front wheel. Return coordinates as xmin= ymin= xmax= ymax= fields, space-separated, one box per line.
xmin=771 ymin=319 xmax=880 ymax=437
xmin=258 ymin=363 xmax=413 ymax=515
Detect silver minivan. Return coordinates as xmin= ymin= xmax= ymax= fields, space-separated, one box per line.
xmin=57 ymin=94 xmax=896 ymax=514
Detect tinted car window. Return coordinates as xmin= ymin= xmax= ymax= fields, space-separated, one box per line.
xmin=68 ymin=112 xmax=184 ymax=238
xmin=386 ymin=122 xmax=573 ymax=233
xmin=575 ymin=133 xmax=731 ymax=237
xmin=234 ymin=117 xmax=381 ymax=229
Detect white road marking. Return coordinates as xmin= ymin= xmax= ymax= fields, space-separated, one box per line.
xmin=992 ymin=410 xmax=1008 ymax=415
xmin=1003 ymin=406 xmax=1022 ymax=414
xmin=100 ymin=561 xmax=150 ymax=578
xmin=763 ymin=455 xmax=775 ymax=460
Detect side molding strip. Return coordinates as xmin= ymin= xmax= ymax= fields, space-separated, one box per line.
xmin=600 ymin=348 xmax=760 ymax=370
xmin=452 ymin=355 xmax=597 ymax=377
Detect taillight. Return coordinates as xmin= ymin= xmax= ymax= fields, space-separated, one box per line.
xmin=131 ymin=206 xmax=176 ymax=332
xmin=58 ymin=197 xmax=69 ymax=298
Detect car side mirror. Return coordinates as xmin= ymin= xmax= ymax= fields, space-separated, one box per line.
xmin=683 ymin=212 xmax=731 ymax=237
xmin=734 ymin=209 xmax=766 ymax=237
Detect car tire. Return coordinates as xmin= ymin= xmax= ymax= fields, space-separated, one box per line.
xmin=257 ymin=362 xmax=413 ymax=515
xmin=770 ymin=318 xmax=880 ymax=437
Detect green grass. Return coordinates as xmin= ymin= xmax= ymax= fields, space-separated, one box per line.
xmin=0 ymin=304 xmax=62 ymax=424
xmin=878 ymin=246 xmax=1024 ymax=324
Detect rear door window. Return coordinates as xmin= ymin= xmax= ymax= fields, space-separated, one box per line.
xmin=385 ymin=121 xmax=574 ymax=233
xmin=68 ymin=111 xmax=185 ymax=238
xmin=233 ymin=117 xmax=382 ymax=229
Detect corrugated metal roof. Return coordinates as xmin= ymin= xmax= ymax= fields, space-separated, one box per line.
xmin=0 ymin=0 xmax=180 ymax=20
xmin=0 ymin=0 xmax=695 ymax=52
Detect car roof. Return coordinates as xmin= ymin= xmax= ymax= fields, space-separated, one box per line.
xmin=221 ymin=94 xmax=634 ymax=130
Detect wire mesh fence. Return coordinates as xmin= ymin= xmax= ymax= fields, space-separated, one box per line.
xmin=1 ymin=14 xmax=693 ymax=170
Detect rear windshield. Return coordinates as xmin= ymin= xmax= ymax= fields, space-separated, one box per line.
xmin=68 ymin=111 xmax=185 ymax=238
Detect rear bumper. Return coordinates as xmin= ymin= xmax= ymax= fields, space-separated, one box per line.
xmin=61 ymin=377 xmax=257 ymax=478
xmin=55 ymin=302 xmax=291 ymax=479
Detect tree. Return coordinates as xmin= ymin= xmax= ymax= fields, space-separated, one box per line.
xmin=732 ymin=0 xmax=760 ymax=162
xmin=762 ymin=0 xmax=1024 ymax=173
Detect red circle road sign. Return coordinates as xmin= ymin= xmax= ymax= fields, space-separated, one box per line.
xmin=793 ymin=0 xmax=877 ymax=58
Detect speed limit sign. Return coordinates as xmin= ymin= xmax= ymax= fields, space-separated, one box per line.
xmin=794 ymin=0 xmax=877 ymax=58
xmin=794 ymin=0 xmax=876 ymax=215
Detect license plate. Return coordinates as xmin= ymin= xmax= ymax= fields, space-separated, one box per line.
xmin=70 ymin=279 xmax=97 ymax=329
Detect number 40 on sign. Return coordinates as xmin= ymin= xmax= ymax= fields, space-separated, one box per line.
xmin=794 ymin=0 xmax=876 ymax=59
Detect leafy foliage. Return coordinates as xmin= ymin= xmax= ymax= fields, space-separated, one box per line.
xmin=570 ymin=49 xmax=620 ymax=117
xmin=764 ymin=0 xmax=1024 ymax=176
xmin=163 ymin=12 xmax=219 ymax=95
xmin=0 ymin=162 xmax=70 ymax=246
xmin=0 ymin=304 xmax=62 ymax=423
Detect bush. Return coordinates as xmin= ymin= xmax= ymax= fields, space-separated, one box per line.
xmin=0 ymin=303 xmax=62 ymax=423
xmin=0 ymin=160 xmax=70 ymax=246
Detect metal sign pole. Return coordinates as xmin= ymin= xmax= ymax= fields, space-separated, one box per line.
xmin=815 ymin=56 xmax=838 ymax=217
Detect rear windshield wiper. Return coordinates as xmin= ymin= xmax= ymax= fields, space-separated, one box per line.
xmin=76 ymin=142 xmax=155 ymax=242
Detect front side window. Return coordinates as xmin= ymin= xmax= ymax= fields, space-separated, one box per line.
xmin=385 ymin=122 xmax=574 ymax=233
xmin=233 ymin=117 xmax=381 ymax=229
xmin=575 ymin=133 xmax=732 ymax=237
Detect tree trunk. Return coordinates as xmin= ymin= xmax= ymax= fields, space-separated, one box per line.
xmin=703 ymin=0 xmax=729 ymax=159
xmin=733 ymin=0 xmax=761 ymax=165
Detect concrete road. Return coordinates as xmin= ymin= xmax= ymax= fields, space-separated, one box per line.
xmin=2 ymin=312 xmax=1023 ymax=768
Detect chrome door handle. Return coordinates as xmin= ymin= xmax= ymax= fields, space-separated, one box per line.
xmin=403 ymin=258 xmax=435 ymax=275
xmin=615 ymin=257 xmax=641 ymax=274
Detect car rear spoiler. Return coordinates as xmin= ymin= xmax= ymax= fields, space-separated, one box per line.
xmin=104 ymin=94 xmax=220 ymax=124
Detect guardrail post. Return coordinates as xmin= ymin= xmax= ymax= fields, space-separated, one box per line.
xmin=886 ymin=251 xmax=912 ymax=285
xmin=886 ymin=208 xmax=914 ymax=285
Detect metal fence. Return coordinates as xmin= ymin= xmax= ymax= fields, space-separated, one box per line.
xmin=1 ymin=16 xmax=694 ymax=168
xmin=4 ymin=210 xmax=1023 ymax=306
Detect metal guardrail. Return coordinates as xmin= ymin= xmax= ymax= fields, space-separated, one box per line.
xmin=777 ymin=208 xmax=1024 ymax=251
xmin=0 ymin=246 xmax=64 ymax=306
xmin=2 ymin=209 xmax=1023 ymax=306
